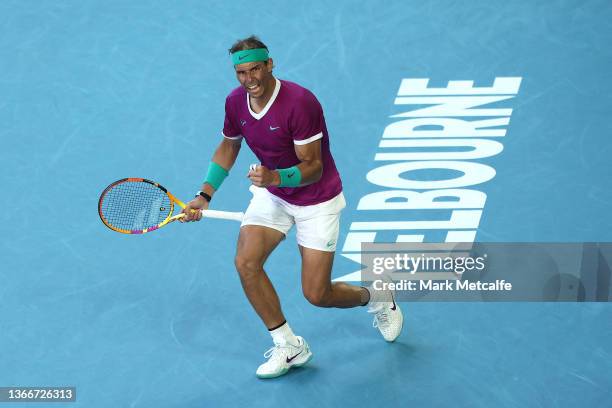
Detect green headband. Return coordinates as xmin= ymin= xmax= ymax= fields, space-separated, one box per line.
xmin=231 ymin=48 xmax=269 ymax=65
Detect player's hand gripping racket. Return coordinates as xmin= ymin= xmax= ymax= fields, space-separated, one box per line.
xmin=98 ymin=178 xmax=244 ymax=234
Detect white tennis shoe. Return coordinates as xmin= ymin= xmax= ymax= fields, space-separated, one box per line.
xmin=256 ymin=336 xmax=313 ymax=379
xmin=368 ymin=290 xmax=403 ymax=342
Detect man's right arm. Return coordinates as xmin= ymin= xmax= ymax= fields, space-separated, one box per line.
xmin=201 ymin=137 xmax=242 ymax=197
xmin=181 ymin=137 xmax=242 ymax=222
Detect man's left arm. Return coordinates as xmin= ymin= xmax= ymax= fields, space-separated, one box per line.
xmin=248 ymin=140 xmax=323 ymax=187
xmin=292 ymin=140 xmax=323 ymax=185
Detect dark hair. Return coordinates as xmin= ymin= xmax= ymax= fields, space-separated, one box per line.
xmin=228 ymin=35 xmax=269 ymax=54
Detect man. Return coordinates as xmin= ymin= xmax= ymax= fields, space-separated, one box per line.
xmin=181 ymin=35 xmax=403 ymax=379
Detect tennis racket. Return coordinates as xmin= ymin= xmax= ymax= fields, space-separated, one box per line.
xmin=98 ymin=178 xmax=244 ymax=234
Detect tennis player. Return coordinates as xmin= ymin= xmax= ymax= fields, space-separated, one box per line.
xmin=181 ymin=35 xmax=403 ymax=378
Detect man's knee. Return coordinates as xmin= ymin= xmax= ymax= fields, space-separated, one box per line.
xmin=303 ymin=286 xmax=332 ymax=307
xmin=234 ymin=255 xmax=263 ymax=281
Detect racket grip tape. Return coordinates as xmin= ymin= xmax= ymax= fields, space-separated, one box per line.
xmin=201 ymin=209 xmax=244 ymax=222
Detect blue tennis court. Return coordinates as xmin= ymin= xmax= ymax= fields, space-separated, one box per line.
xmin=1 ymin=0 xmax=611 ymax=406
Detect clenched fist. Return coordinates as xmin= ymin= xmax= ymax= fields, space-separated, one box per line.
xmin=247 ymin=163 xmax=280 ymax=187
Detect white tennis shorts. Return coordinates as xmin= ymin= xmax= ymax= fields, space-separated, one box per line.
xmin=241 ymin=185 xmax=346 ymax=252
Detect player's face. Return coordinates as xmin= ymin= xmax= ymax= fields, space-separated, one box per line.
xmin=234 ymin=59 xmax=274 ymax=99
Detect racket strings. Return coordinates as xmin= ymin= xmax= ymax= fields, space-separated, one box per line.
xmin=100 ymin=181 xmax=172 ymax=231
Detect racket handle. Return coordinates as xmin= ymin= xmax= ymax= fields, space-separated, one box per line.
xmin=201 ymin=209 xmax=244 ymax=222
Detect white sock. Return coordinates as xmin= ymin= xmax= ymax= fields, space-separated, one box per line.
xmin=365 ymin=285 xmax=392 ymax=306
xmin=269 ymin=321 xmax=299 ymax=346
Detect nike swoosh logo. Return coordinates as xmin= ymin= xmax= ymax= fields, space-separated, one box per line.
xmin=240 ymin=120 xmax=247 ymax=126
xmin=269 ymin=126 xmax=280 ymax=131
xmin=286 ymin=350 xmax=302 ymax=363
xmin=287 ymin=172 xmax=295 ymax=178
xmin=238 ymin=54 xmax=250 ymax=60
xmin=390 ymin=294 xmax=397 ymax=311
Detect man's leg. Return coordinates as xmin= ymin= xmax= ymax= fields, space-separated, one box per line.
xmin=234 ymin=224 xmax=286 ymax=328
xmin=299 ymin=245 xmax=403 ymax=341
xmin=235 ymin=225 xmax=313 ymax=378
xmin=299 ymin=245 xmax=369 ymax=308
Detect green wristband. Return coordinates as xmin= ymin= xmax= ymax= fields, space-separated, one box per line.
xmin=204 ymin=162 xmax=229 ymax=190
xmin=277 ymin=166 xmax=301 ymax=187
